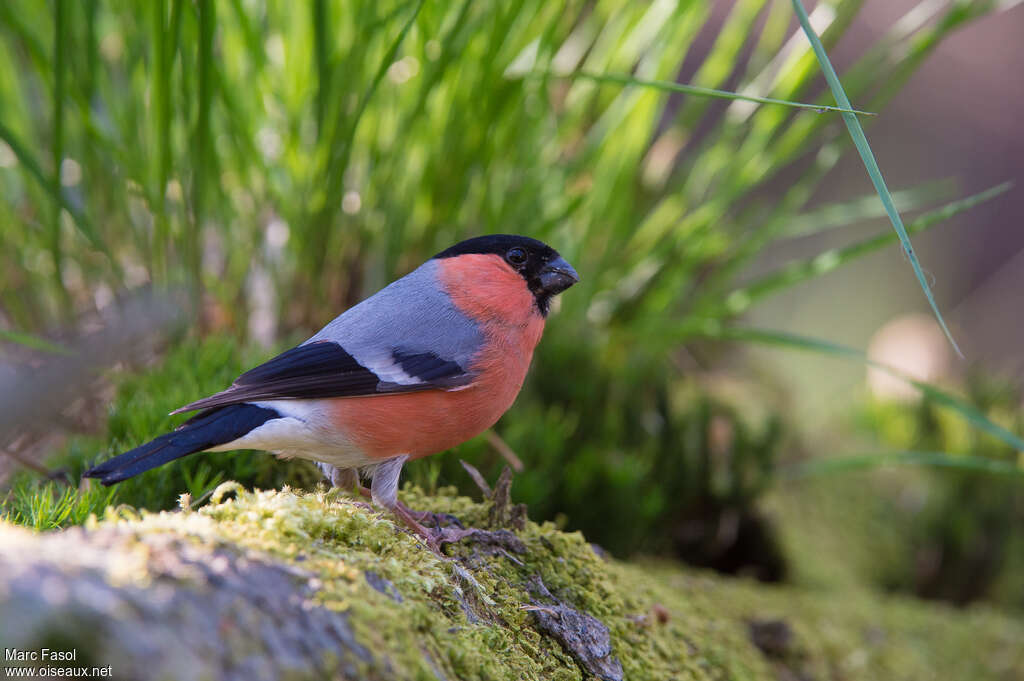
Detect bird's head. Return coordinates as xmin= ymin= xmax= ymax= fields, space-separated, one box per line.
xmin=433 ymin=235 xmax=578 ymax=316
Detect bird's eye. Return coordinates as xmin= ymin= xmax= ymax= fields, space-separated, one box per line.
xmin=506 ymin=247 xmax=528 ymax=265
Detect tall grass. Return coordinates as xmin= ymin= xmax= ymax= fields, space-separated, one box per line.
xmin=0 ymin=0 xmax=1007 ymax=334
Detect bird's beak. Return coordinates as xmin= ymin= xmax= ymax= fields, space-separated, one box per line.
xmin=538 ymin=256 xmax=579 ymax=295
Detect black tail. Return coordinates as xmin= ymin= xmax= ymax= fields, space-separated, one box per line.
xmin=84 ymin=404 xmax=280 ymax=485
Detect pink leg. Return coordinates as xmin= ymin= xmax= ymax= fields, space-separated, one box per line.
xmin=389 ymin=502 xmax=446 ymax=554
xmin=369 ymin=456 xmax=473 ymax=554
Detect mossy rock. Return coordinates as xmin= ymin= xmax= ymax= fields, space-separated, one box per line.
xmin=0 ymin=484 xmax=1020 ymax=680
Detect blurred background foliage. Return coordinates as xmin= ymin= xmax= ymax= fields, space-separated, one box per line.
xmin=1 ymin=0 xmax=1022 ymax=611
xmin=768 ymin=367 xmax=1024 ymax=612
xmin=859 ymin=373 xmax=1024 ymax=607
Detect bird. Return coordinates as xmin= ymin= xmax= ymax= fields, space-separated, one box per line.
xmin=84 ymin=234 xmax=578 ymax=551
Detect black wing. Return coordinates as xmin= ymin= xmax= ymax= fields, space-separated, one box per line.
xmin=172 ymin=341 xmax=471 ymax=414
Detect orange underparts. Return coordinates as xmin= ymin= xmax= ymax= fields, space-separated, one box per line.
xmin=331 ymin=254 xmax=545 ymax=460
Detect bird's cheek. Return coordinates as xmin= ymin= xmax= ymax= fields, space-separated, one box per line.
xmin=438 ymin=254 xmax=537 ymax=325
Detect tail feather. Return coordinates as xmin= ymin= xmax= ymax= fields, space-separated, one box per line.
xmin=84 ymin=404 xmax=280 ymax=485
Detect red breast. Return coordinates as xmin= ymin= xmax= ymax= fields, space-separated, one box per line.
xmin=329 ymin=254 xmax=545 ymax=459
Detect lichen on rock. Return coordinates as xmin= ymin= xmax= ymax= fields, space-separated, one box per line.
xmin=1 ymin=483 xmax=1021 ymax=680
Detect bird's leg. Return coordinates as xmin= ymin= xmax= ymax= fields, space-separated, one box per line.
xmin=319 ymin=462 xmax=352 ymax=490
xmin=370 ymin=455 xmax=471 ymax=553
xmin=370 ymin=455 xmax=438 ymax=552
xmin=334 ymin=466 xmax=362 ymax=493
xmin=319 ymin=462 xmax=371 ymax=498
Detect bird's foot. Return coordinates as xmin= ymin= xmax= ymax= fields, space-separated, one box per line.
xmin=402 ymin=507 xmax=465 ymax=530
xmin=388 ymin=502 xmax=475 ymax=555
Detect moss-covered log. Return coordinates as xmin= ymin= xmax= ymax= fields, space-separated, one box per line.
xmin=1 ymin=484 xmax=1020 ymax=680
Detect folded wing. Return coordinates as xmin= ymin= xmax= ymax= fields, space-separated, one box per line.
xmin=172 ymin=341 xmax=473 ymax=414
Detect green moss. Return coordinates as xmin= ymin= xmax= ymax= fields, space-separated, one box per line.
xmin=72 ymin=483 xmax=1022 ymax=680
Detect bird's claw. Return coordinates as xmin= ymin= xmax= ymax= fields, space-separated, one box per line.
xmin=420 ymin=526 xmax=479 ymax=556
xmin=406 ymin=510 xmax=465 ymax=530
xmin=385 ymin=502 xmax=476 ymax=556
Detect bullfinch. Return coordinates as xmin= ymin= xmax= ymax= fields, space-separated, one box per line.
xmin=84 ymin=235 xmax=578 ymax=550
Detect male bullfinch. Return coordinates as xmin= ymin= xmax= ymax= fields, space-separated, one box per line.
xmin=85 ymin=235 xmax=578 ymax=551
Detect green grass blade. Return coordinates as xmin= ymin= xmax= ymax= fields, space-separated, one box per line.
xmin=0 ymin=122 xmax=107 ymax=257
xmin=791 ymin=0 xmax=962 ymax=357
xmin=780 ymin=179 xmax=956 ymax=239
xmin=307 ymin=0 xmax=425 ymax=282
xmin=312 ymin=0 xmax=329 ymax=135
xmin=0 ymin=329 xmax=71 ymax=355
xmin=545 ymin=70 xmax=876 ymax=116
xmin=714 ymin=182 xmax=1012 ymax=316
xmin=150 ymin=0 xmax=172 ymax=280
xmin=782 ymin=451 xmax=1024 ymax=479
xmin=701 ymin=325 xmax=1024 ymax=453
xmin=343 ymin=0 xmax=424 ymax=157
xmin=51 ymin=0 xmax=68 ymax=310
xmin=191 ymin=0 xmax=215 ymax=299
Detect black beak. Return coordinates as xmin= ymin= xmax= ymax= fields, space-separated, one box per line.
xmin=537 ymin=255 xmax=579 ymax=295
